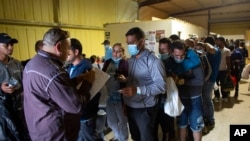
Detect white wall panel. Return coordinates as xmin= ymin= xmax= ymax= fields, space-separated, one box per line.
xmin=105 ymin=18 xmax=207 ymax=57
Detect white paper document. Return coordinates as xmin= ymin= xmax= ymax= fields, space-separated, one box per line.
xmin=76 ymin=67 xmax=110 ymax=100
xmin=89 ymin=67 xmax=110 ymax=99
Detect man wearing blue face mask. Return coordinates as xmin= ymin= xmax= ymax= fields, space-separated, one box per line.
xmin=171 ymin=40 xmax=205 ymax=141
xmin=120 ymin=27 xmax=166 ymax=141
xmin=155 ymin=37 xmax=176 ymax=141
xmin=102 ymin=40 xmax=112 ymax=61
xmin=171 ymin=41 xmax=201 ymax=77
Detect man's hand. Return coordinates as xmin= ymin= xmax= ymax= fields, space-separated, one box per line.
xmin=1 ymin=82 xmax=16 ymax=94
xmin=172 ymin=74 xmax=184 ymax=85
xmin=116 ymin=75 xmax=127 ymax=83
xmin=120 ymin=86 xmax=137 ymax=97
xmin=82 ymin=70 xmax=95 ymax=84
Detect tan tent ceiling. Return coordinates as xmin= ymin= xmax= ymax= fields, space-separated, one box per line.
xmin=134 ymin=0 xmax=250 ymax=35
xmin=135 ymin=0 xmax=250 ymax=23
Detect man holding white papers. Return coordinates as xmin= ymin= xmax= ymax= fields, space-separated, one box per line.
xmin=66 ymin=38 xmax=104 ymax=141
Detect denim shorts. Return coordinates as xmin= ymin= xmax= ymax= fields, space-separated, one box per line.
xmin=178 ymin=96 xmax=204 ymax=132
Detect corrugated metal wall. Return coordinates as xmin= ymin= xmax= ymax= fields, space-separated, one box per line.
xmin=0 ymin=0 xmax=138 ymax=60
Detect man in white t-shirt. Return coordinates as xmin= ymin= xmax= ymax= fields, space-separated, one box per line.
xmin=214 ymin=37 xmax=231 ymax=102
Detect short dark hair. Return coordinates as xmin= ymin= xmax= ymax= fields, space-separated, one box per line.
xmin=228 ymin=44 xmax=235 ymax=51
xmin=90 ymin=55 xmax=97 ymax=64
xmin=234 ymin=39 xmax=240 ymax=47
xmin=159 ymin=38 xmax=172 ymax=53
xmin=125 ymin=27 xmax=145 ymax=40
xmin=171 ymin=40 xmax=186 ymax=51
xmin=70 ymin=38 xmax=82 ymax=55
xmin=159 ymin=38 xmax=171 ymax=45
xmin=102 ymin=40 xmax=110 ymax=45
xmin=217 ymin=37 xmax=226 ymax=44
xmin=240 ymin=41 xmax=245 ymax=47
xmin=35 ymin=40 xmax=43 ymax=52
xmin=204 ymin=36 xmax=215 ymax=46
xmin=169 ymin=34 xmax=180 ymax=41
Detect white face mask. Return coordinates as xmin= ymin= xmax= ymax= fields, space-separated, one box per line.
xmin=128 ymin=44 xmax=139 ymax=56
xmin=174 ymin=57 xmax=184 ymax=63
xmin=112 ymin=57 xmax=122 ymax=63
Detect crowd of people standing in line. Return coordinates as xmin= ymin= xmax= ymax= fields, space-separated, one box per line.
xmin=0 ymin=27 xmax=249 ymax=141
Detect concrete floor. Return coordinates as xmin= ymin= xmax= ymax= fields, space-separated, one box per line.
xmin=203 ymin=79 xmax=250 ymax=141
xmin=105 ymin=79 xmax=250 ymax=141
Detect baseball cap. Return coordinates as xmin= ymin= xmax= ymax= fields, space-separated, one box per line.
xmin=101 ymin=40 xmax=110 ymax=45
xmin=0 ymin=33 xmax=18 ymax=44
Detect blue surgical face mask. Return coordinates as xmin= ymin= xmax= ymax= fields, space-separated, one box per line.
xmin=112 ymin=57 xmax=122 ymax=63
xmin=159 ymin=53 xmax=170 ymax=60
xmin=174 ymin=57 xmax=184 ymax=63
xmin=128 ymin=44 xmax=139 ymax=56
xmin=104 ymin=45 xmax=109 ymax=48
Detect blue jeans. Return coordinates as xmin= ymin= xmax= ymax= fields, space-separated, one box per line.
xmin=107 ymin=101 xmax=128 ymax=141
xmin=77 ymin=117 xmax=104 ymax=141
xmin=202 ymin=80 xmax=215 ymax=125
xmin=178 ymin=96 xmax=204 ymax=132
xmin=95 ymin=112 xmax=106 ymax=141
xmin=126 ymin=105 xmax=158 ymax=141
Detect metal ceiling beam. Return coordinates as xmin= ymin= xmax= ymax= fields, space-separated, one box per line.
xmin=209 ymin=16 xmax=250 ymax=24
xmin=0 ymin=19 xmax=105 ymax=30
xmin=138 ymin=0 xmax=171 ymax=8
xmin=170 ymin=1 xmax=250 ymax=16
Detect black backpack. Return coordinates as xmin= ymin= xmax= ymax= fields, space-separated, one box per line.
xmin=196 ymin=50 xmax=212 ymax=81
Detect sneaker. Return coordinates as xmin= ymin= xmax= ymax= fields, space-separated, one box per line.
xmin=202 ymin=126 xmax=209 ymax=135
xmin=207 ymin=123 xmax=215 ymax=131
xmin=97 ymin=109 xmax=106 ymax=115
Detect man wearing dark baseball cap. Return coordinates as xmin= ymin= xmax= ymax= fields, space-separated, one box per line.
xmin=0 ymin=33 xmax=30 ymax=140
xmin=101 ymin=39 xmax=110 ymax=45
xmin=0 ymin=33 xmax=18 ymax=44
xmin=101 ymin=39 xmax=112 ymax=61
xmin=0 ymin=33 xmax=18 ymax=56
